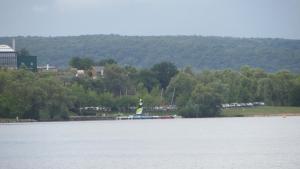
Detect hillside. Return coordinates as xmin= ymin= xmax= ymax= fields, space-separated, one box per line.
xmin=0 ymin=35 xmax=299 ymax=72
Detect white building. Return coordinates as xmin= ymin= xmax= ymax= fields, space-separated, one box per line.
xmin=37 ymin=64 xmax=58 ymax=72
xmin=0 ymin=44 xmax=17 ymax=69
xmin=91 ymin=66 xmax=104 ymax=79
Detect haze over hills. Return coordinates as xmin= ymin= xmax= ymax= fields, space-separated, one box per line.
xmin=0 ymin=35 xmax=299 ymax=72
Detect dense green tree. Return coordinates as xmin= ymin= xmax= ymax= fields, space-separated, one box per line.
xmin=290 ymin=77 xmax=300 ymax=106
xmin=69 ymin=57 xmax=94 ymax=70
xmin=179 ymin=83 xmax=221 ymax=118
xmin=98 ymin=93 xmax=114 ymax=107
xmin=103 ymin=64 xmax=129 ymax=96
xmin=135 ymin=69 xmax=159 ymax=92
xmin=0 ymin=70 xmax=73 ymax=120
xmin=115 ymin=96 xmax=136 ymax=112
xmin=257 ymin=78 xmax=274 ymax=105
xmin=166 ymin=72 xmax=197 ymax=106
xmin=136 ymin=82 xmax=148 ymax=98
xmin=151 ymin=62 xmax=178 ymax=89
xmin=143 ymin=94 xmax=161 ymax=107
xmin=97 ymin=58 xmax=117 ymax=66
xmin=191 ymin=84 xmax=221 ymax=117
xmin=178 ymin=100 xmax=199 ymax=118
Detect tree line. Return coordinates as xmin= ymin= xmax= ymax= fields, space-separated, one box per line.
xmin=1 ymin=58 xmax=300 ymax=120
xmin=1 ymin=35 xmax=299 ymax=72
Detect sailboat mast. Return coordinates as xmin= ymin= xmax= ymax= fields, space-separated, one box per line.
xmin=171 ymin=87 xmax=176 ymax=105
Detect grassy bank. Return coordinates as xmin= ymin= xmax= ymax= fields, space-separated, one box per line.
xmin=0 ymin=118 xmax=37 ymax=123
xmin=2 ymin=106 xmax=300 ymax=123
xmin=221 ymin=106 xmax=300 ymax=117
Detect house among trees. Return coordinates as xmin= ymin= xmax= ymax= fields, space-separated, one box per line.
xmin=76 ymin=70 xmax=85 ymax=77
xmin=91 ymin=66 xmax=104 ymax=79
xmin=73 ymin=66 xmax=105 ymax=79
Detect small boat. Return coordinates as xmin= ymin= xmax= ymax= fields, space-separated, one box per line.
xmin=115 ymin=98 xmax=180 ymax=120
xmin=136 ymin=98 xmax=143 ymax=115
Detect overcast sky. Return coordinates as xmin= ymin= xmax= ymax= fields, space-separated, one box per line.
xmin=1 ymin=0 xmax=300 ymax=39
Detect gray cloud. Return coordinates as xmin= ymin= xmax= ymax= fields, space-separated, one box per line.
xmin=0 ymin=0 xmax=299 ymax=39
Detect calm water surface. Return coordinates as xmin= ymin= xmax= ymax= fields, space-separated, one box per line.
xmin=1 ymin=117 xmax=300 ymax=169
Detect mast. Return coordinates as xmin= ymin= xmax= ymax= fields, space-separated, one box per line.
xmin=171 ymin=87 xmax=176 ymax=105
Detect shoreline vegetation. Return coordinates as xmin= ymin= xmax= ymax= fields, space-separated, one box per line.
xmin=1 ymin=106 xmax=300 ymax=123
xmin=1 ymin=56 xmax=300 ymax=121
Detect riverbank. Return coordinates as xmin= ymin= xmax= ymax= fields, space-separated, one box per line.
xmin=2 ymin=106 xmax=300 ymax=123
xmin=0 ymin=118 xmax=37 ymax=123
xmin=221 ymin=106 xmax=300 ymax=117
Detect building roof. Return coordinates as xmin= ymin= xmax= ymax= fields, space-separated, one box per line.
xmin=0 ymin=45 xmax=15 ymax=52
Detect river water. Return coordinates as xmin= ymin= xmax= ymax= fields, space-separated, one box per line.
xmin=0 ymin=117 xmax=300 ymax=169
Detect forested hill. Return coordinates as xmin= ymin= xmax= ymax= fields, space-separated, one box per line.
xmin=0 ymin=35 xmax=300 ymax=72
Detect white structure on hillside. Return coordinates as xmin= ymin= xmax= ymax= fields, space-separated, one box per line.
xmin=0 ymin=44 xmax=17 ymax=69
xmin=38 ymin=64 xmax=58 ymax=72
xmin=91 ymin=66 xmax=104 ymax=79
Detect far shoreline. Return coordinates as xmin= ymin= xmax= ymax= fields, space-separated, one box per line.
xmin=1 ymin=112 xmax=300 ymax=124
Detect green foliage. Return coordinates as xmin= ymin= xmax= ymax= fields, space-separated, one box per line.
xmin=191 ymin=84 xmax=222 ymax=117
xmin=166 ymin=72 xmax=197 ymax=106
xmin=289 ymin=77 xmax=300 ymax=106
xmin=221 ymin=106 xmax=300 ymax=117
xmin=115 ymin=95 xmax=136 ymax=112
xmin=135 ymin=69 xmax=159 ymax=92
xmin=97 ymin=58 xmax=117 ymax=66
xmin=103 ymin=64 xmax=129 ymax=96
xmin=178 ymin=100 xmax=199 ymax=118
xmin=1 ymin=35 xmax=299 ymax=72
xmin=98 ymin=93 xmax=114 ymax=108
xmin=179 ymin=84 xmax=221 ymax=118
xmin=136 ymin=82 xmax=148 ymax=97
xmin=0 ymin=70 xmax=72 ymax=120
xmin=69 ymin=57 xmax=94 ymax=70
xmin=151 ymin=62 xmax=178 ymax=89
xmin=1 ymin=60 xmax=300 ymax=120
